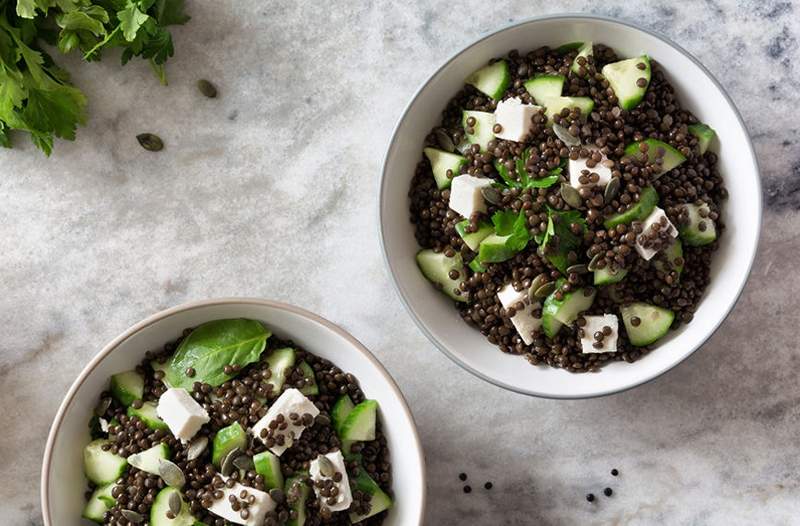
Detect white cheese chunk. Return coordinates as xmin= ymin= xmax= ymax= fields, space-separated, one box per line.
xmin=156 ymin=388 xmax=210 ymax=443
xmin=569 ymin=149 xmax=613 ymax=189
xmin=448 ymin=174 xmax=493 ymax=218
xmin=309 ymin=450 xmax=353 ymax=512
xmin=493 ymin=97 xmax=542 ymax=142
xmin=579 ymin=314 xmax=619 ymax=353
xmin=635 ymin=207 xmax=678 ymax=260
xmin=251 ymin=388 xmax=320 ymax=456
xmin=207 ymin=475 xmax=275 ymax=526
xmin=497 ymin=283 xmax=541 ymax=346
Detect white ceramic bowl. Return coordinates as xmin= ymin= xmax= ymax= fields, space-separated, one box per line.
xmin=379 ymin=15 xmax=761 ymax=399
xmin=41 ymin=298 xmax=425 ymax=525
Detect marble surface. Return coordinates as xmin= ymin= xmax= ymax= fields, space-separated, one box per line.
xmin=1 ymin=1 xmax=799 ymax=524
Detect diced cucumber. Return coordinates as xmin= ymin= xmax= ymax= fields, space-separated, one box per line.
xmin=653 ymin=239 xmax=684 ymax=276
xmin=423 ymin=147 xmax=467 ymax=190
xmin=110 ymin=370 xmax=144 ymax=407
xmin=127 ymin=401 xmax=168 ymax=431
xmin=331 ymin=395 xmax=355 ymax=436
xmin=556 ymin=41 xmax=584 ymax=54
xmin=570 ymin=41 xmax=593 ymax=74
xmin=416 ymin=249 xmax=468 ymax=303
xmin=523 ymin=74 xmax=565 ymax=104
xmin=349 ymin=471 xmax=393 ymax=523
xmin=688 ymin=123 xmax=716 ymax=154
xmin=84 ymin=439 xmax=128 ymax=485
xmin=253 ymin=450 xmax=284 ymax=490
xmin=621 ymin=302 xmax=675 ymax=346
xmin=540 ymin=96 xmax=594 ymax=122
xmin=212 ymin=422 xmax=247 ymax=466
xmin=603 ymin=186 xmax=659 ymax=229
xmin=127 ymin=442 xmax=170 ymax=476
xmin=468 ymin=258 xmax=487 ymax=273
xmin=82 ymin=483 xmax=115 ymax=523
xmin=593 ymin=265 xmax=628 ymax=286
xmin=679 ymin=202 xmax=717 ymax=246
xmin=150 ymin=487 xmax=197 ymax=526
xmin=297 ymin=361 xmax=319 ymax=396
xmin=477 ymin=233 xmax=516 ymax=263
xmin=340 ymin=399 xmax=378 ymax=442
xmin=602 ymin=55 xmax=651 ymax=110
xmin=624 ymin=139 xmax=686 ymax=176
xmin=465 ymin=60 xmax=510 ymax=100
xmin=541 ymin=282 xmax=596 ymax=338
xmin=265 ymin=347 xmax=296 ymax=392
xmin=462 ymin=110 xmax=495 ymax=151
xmin=150 ymin=360 xmax=173 ymax=388
xmin=455 ymin=219 xmax=494 ymax=251
xmin=286 ymin=476 xmax=311 ymax=526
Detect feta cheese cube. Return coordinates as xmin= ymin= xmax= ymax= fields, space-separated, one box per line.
xmin=493 ymin=97 xmax=542 ymax=142
xmin=207 ymin=475 xmax=276 ymax=526
xmin=635 ymin=207 xmax=678 ymax=260
xmin=497 ymin=283 xmax=542 ymax=346
xmin=251 ymin=388 xmax=320 ymax=456
xmin=156 ymin=388 xmax=210 ymax=443
xmin=309 ymin=450 xmax=353 ymax=512
xmin=579 ymin=314 xmax=619 ymax=353
xmin=569 ymin=149 xmax=613 ymax=189
xmin=448 ymin=174 xmax=493 ymax=218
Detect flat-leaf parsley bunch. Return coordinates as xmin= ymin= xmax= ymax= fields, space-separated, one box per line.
xmin=0 ymin=0 xmax=189 ymax=155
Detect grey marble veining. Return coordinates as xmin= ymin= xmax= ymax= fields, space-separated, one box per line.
xmin=2 ymin=1 xmax=799 ymax=524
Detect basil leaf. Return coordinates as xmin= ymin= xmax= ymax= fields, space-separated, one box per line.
xmin=164 ymin=319 xmax=270 ymax=389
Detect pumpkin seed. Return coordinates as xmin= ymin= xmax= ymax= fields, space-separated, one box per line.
xmin=560 ymin=183 xmax=582 ymax=209
xmin=587 ymin=253 xmax=603 ymax=272
xmin=534 ymin=281 xmax=557 ymax=298
xmin=220 ymin=448 xmax=240 ymax=477
xmin=121 ymin=510 xmax=144 ymax=523
xmin=158 ymin=458 xmax=186 ymax=488
xmin=186 ymin=436 xmax=208 ymax=461
xmin=168 ymin=490 xmax=183 ymax=516
xmin=604 ymin=177 xmax=621 ymax=203
xmin=94 ymin=397 xmax=112 ymax=417
xmin=552 ymin=123 xmax=581 ymax=146
xmin=317 ymin=455 xmax=336 ymax=478
xmin=197 ymin=79 xmax=218 ymax=98
xmin=566 ymin=264 xmax=588 ymax=275
xmin=233 ymin=455 xmax=254 ymax=471
xmin=435 ymin=129 xmax=455 ymax=153
xmin=528 ymin=274 xmax=550 ymax=302
xmin=136 ymin=133 xmax=163 ymax=152
xmin=481 ymin=186 xmax=503 ymax=206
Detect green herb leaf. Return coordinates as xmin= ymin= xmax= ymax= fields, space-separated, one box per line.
xmin=535 ymin=207 xmax=586 ymax=273
xmin=163 ymin=319 xmax=271 ymax=389
xmin=491 ymin=209 xmax=531 ymax=252
xmin=118 ymin=4 xmax=150 ymax=41
xmin=154 ymin=0 xmax=190 ymax=25
xmin=527 ymin=174 xmax=559 ymax=188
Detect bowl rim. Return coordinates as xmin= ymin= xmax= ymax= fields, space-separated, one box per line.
xmin=40 ymin=297 xmax=427 ymax=525
xmin=378 ymin=13 xmax=762 ymax=400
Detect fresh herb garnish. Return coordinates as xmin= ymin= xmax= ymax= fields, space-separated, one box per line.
xmin=494 ymin=148 xmax=563 ymax=190
xmin=534 ymin=207 xmax=587 ymax=273
xmin=491 ymin=209 xmax=531 ymax=252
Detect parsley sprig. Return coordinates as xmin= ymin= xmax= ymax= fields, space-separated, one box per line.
xmin=534 ymin=207 xmax=587 ymax=274
xmin=493 ymin=147 xmax=564 ymax=190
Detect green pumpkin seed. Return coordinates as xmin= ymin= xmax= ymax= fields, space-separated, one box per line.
xmin=534 ymin=281 xmax=557 ymax=298
xmin=587 ymin=253 xmax=603 ymax=271
xmin=220 ymin=448 xmax=240 ymax=477
xmin=121 ymin=510 xmax=144 ymax=523
xmin=233 ymin=454 xmax=254 ymax=471
xmin=136 ymin=133 xmax=163 ymax=152
xmin=168 ymin=490 xmax=182 ymax=516
xmin=604 ymin=177 xmax=621 ymax=203
xmin=435 ymin=129 xmax=455 ymax=153
xmin=481 ymin=186 xmax=503 ymax=206
xmin=94 ymin=397 xmax=112 ymax=417
xmin=528 ymin=274 xmax=550 ymax=302
xmin=560 ymin=183 xmax=582 ymax=209
xmin=317 ymin=455 xmax=336 ymax=478
xmin=552 ymin=123 xmax=581 ymax=146
xmin=158 ymin=458 xmax=185 ymax=488
xmin=186 ymin=436 xmax=208 ymax=461
xmin=197 ymin=79 xmax=218 ymax=98
xmin=566 ymin=264 xmax=588 ymax=275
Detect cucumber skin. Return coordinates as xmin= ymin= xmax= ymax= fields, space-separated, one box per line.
xmin=465 ymin=60 xmax=511 ymax=100
xmin=523 ymin=74 xmax=565 ymax=104
xmin=84 ymin=439 xmax=128 ymax=485
xmin=680 ymin=203 xmax=717 ymax=246
xmin=416 ymin=249 xmax=468 ymax=303
xmin=455 ymin=219 xmax=493 ymax=252
xmin=150 ymin=487 xmax=196 ymax=526
xmin=127 ymin=401 xmax=168 ymax=431
xmin=688 ymin=123 xmax=715 ymax=154
xmin=593 ymin=266 xmax=628 ymax=286
xmin=603 ymin=186 xmax=658 ymax=229
xmin=654 ymin=240 xmax=684 ymax=276
xmin=331 ymin=395 xmax=355 ymax=436
xmin=212 ymin=422 xmax=247 ymax=466
xmin=624 ymin=139 xmax=686 ymax=175
xmin=602 ymin=56 xmax=651 ymax=111
xmin=298 ymin=361 xmax=319 ymax=396
xmin=570 ymin=41 xmax=593 ymax=74
xmin=253 ymin=450 xmax=284 ymax=490
xmin=128 ymin=443 xmax=170 ymax=475
xmin=621 ymin=302 xmax=675 ymax=346
xmin=285 ymin=477 xmax=311 ymax=526
xmin=541 ymin=96 xmax=594 ymax=122
xmin=423 ymin=147 xmax=467 ymax=190
xmin=541 ymin=283 xmax=596 ymax=337
xmin=340 ymin=400 xmax=378 ymax=442
xmin=110 ymin=370 xmax=144 ymax=407
xmin=82 ymin=483 xmax=116 ymax=523
xmin=349 ymin=471 xmax=393 ymax=523
xmin=462 ymin=110 xmax=495 ymax=151
xmin=477 ymin=233 xmax=516 ymax=263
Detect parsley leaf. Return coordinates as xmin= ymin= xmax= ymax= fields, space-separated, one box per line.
xmin=534 ymin=207 xmax=587 ymax=273
xmin=494 ymin=148 xmax=562 ymax=190
xmin=491 ymin=209 xmax=531 ymax=253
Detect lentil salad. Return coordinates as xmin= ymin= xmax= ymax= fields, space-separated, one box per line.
xmin=81 ymin=319 xmax=392 ymax=525
xmin=410 ymin=42 xmax=724 ymax=372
